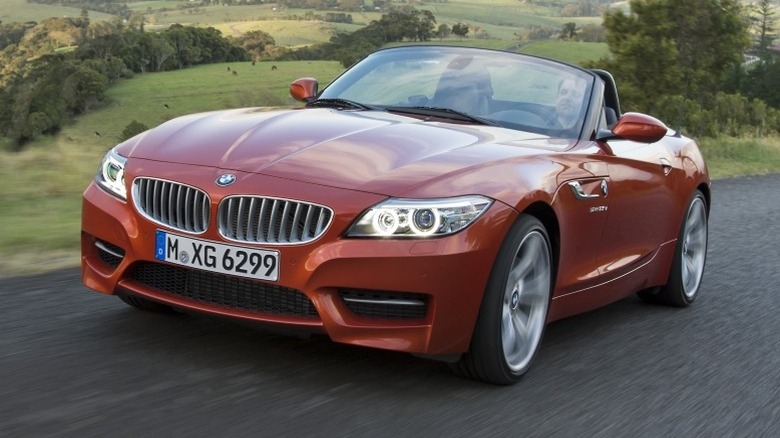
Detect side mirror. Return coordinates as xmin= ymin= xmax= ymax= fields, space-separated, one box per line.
xmin=290 ymin=78 xmax=319 ymax=102
xmin=596 ymin=112 xmax=669 ymax=143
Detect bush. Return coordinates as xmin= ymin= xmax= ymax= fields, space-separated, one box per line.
xmin=649 ymin=93 xmax=780 ymax=138
xmin=120 ymin=120 xmax=148 ymax=142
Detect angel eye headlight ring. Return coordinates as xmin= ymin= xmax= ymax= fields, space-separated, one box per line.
xmin=348 ymin=196 xmax=492 ymax=238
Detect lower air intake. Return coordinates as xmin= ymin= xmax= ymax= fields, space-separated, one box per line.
xmin=95 ymin=239 xmax=124 ymax=268
xmin=131 ymin=262 xmax=318 ymax=318
xmin=339 ymin=289 xmax=429 ymax=320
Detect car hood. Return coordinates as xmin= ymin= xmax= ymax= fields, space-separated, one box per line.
xmin=123 ymin=108 xmax=570 ymax=196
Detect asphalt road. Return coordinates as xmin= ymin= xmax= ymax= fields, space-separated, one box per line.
xmin=1 ymin=174 xmax=779 ymax=437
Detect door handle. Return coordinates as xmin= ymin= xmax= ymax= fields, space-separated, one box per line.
xmin=568 ymin=181 xmax=600 ymax=200
xmin=660 ymin=158 xmax=672 ymax=175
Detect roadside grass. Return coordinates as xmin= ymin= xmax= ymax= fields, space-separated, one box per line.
xmin=698 ymin=136 xmax=780 ymax=178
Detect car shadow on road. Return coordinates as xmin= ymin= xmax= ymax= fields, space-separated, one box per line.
xmin=92 ymin=290 xmax=685 ymax=392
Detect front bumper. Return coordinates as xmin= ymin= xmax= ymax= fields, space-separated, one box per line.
xmin=81 ymin=168 xmax=516 ymax=355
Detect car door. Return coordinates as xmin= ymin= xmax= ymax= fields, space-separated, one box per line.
xmin=551 ymin=152 xmax=611 ymax=297
xmin=596 ymin=139 xmax=679 ymax=282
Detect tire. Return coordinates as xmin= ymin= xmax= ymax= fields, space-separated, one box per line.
xmin=119 ymin=294 xmax=174 ymax=313
xmin=639 ymin=190 xmax=708 ymax=307
xmin=450 ymin=215 xmax=553 ymax=385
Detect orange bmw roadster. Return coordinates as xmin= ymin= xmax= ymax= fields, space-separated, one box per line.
xmin=82 ymin=46 xmax=710 ymax=384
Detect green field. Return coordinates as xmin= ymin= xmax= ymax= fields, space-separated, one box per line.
xmin=0 ymin=0 xmax=115 ymax=23
xmin=520 ymin=40 xmax=610 ymax=64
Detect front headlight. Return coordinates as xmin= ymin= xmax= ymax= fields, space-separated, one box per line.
xmin=347 ymin=195 xmax=493 ymax=238
xmin=96 ymin=148 xmax=127 ymax=200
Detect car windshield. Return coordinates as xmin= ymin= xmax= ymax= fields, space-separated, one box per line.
xmin=318 ymin=46 xmax=595 ymax=138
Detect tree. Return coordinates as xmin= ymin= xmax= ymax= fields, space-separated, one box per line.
xmin=560 ymin=22 xmax=577 ymax=40
xmin=593 ymin=0 xmax=750 ymax=113
xmin=236 ymin=30 xmax=276 ymax=60
xmin=451 ymin=23 xmax=469 ymax=40
xmin=738 ymin=60 xmax=780 ymax=109
xmin=62 ymin=66 xmax=108 ymax=113
xmin=416 ymin=10 xmax=436 ymax=41
xmin=165 ymin=24 xmax=199 ymax=69
xmin=752 ymin=0 xmax=777 ymax=60
xmin=436 ymin=23 xmax=451 ymax=40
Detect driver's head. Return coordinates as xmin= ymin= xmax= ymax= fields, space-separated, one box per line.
xmin=555 ymin=77 xmax=586 ymax=128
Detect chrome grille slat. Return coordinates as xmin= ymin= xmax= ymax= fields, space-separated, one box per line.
xmin=162 ymin=181 xmax=169 ymax=224
xmin=278 ymin=201 xmax=291 ymax=242
xmin=219 ymin=196 xmax=332 ymax=245
xmin=133 ymin=177 xmax=210 ymax=234
xmin=237 ymin=197 xmax=246 ymax=241
xmin=268 ymin=200 xmax=280 ymax=243
xmin=152 ymin=180 xmax=160 ymax=219
xmin=199 ymin=191 xmax=208 ymax=232
xmin=184 ymin=188 xmax=193 ymax=232
xmin=175 ymin=185 xmax=183 ymax=230
xmin=256 ymin=199 xmax=269 ymax=242
xmin=303 ymin=206 xmax=315 ymax=241
xmin=246 ymin=198 xmax=258 ymax=241
xmin=290 ymin=203 xmax=303 ymax=242
xmin=315 ymin=208 xmax=327 ymax=237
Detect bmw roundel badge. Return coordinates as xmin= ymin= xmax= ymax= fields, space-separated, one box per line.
xmin=216 ymin=173 xmax=237 ymax=186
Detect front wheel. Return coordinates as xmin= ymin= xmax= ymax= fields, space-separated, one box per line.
xmin=450 ymin=215 xmax=553 ymax=385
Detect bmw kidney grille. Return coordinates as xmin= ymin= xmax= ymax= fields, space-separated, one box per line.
xmin=132 ymin=177 xmax=211 ymax=234
xmin=218 ymin=196 xmax=333 ymax=245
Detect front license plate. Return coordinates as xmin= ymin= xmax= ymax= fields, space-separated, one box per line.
xmin=155 ymin=230 xmax=279 ymax=281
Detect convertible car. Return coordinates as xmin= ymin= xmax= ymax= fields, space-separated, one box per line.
xmin=82 ymin=46 xmax=710 ymax=384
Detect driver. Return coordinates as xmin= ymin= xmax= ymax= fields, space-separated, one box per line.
xmin=554 ymin=77 xmax=587 ymax=129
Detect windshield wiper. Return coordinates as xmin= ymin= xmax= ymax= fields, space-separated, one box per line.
xmin=385 ymin=106 xmax=499 ymax=127
xmin=306 ymin=98 xmax=378 ymax=111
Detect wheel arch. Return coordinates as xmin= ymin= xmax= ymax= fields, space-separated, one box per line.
xmin=697 ymin=182 xmax=711 ymax=215
xmin=522 ymin=201 xmax=560 ymax=282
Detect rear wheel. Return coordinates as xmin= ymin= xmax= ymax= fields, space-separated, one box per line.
xmin=639 ymin=190 xmax=708 ymax=306
xmin=450 ymin=215 xmax=553 ymax=385
xmin=119 ymin=294 xmax=174 ymax=313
